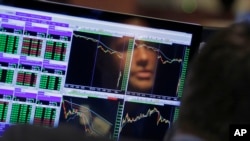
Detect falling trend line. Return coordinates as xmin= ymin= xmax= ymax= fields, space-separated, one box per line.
xmin=62 ymin=99 xmax=113 ymax=136
xmin=62 ymin=100 xmax=112 ymax=125
xmin=97 ymin=45 xmax=123 ymax=58
xmin=73 ymin=33 xmax=123 ymax=58
xmin=136 ymin=43 xmax=182 ymax=64
xmin=62 ymin=100 xmax=94 ymax=134
xmin=120 ymin=107 xmax=170 ymax=131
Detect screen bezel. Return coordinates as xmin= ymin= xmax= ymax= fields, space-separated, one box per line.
xmin=1 ymin=0 xmax=202 ymax=63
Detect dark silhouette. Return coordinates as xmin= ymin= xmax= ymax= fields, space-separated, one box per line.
xmin=165 ymin=22 xmax=250 ymax=141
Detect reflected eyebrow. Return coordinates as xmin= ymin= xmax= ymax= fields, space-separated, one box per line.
xmin=134 ymin=43 xmax=158 ymax=51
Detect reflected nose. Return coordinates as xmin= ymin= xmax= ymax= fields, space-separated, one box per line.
xmin=136 ymin=46 xmax=149 ymax=67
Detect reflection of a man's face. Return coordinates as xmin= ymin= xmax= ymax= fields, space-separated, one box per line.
xmin=128 ymin=42 xmax=158 ymax=92
xmin=107 ymin=19 xmax=158 ymax=92
xmin=110 ymin=38 xmax=158 ymax=93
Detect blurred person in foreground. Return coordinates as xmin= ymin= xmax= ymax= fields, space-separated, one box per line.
xmin=0 ymin=124 xmax=112 ymax=141
xmin=0 ymin=124 xmax=153 ymax=141
xmin=164 ymin=22 xmax=250 ymax=141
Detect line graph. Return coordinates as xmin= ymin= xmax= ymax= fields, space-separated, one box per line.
xmin=97 ymin=46 xmax=122 ymax=58
xmin=66 ymin=31 xmax=132 ymax=92
xmin=61 ymin=99 xmax=112 ymax=136
xmin=119 ymin=102 xmax=173 ymax=140
xmin=74 ymin=33 xmax=183 ymax=64
xmin=128 ymin=40 xmax=186 ymax=96
xmin=73 ymin=33 xmax=123 ymax=58
xmin=121 ymin=107 xmax=170 ymax=130
xmin=135 ymin=43 xmax=182 ymax=64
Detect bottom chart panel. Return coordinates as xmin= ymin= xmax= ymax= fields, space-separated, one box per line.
xmin=120 ymin=102 xmax=175 ymax=141
xmin=59 ymin=95 xmax=124 ymax=140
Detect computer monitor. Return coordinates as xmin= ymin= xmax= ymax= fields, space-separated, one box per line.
xmin=0 ymin=1 xmax=202 ymax=140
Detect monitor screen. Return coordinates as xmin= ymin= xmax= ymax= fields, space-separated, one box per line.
xmin=0 ymin=1 xmax=202 ymax=140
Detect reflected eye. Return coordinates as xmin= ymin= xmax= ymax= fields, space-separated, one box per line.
xmin=134 ymin=43 xmax=146 ymax=49
xmin=110 ymin=39 xmax=129 ymax=52
xmin=116 ymin=43 xmax=128 ymax=52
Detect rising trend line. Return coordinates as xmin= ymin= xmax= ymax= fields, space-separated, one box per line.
xmin=73 ymin=33 xmax=123 ymax=58
xmin=120 ymin=107 xmax=170 ymax=131
xmin=135 ymin=43 xmax=182 ymax=64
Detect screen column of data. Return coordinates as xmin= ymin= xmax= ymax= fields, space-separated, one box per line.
xmin=34 ymin=93 xmax=61 ymax=127
xmin=0 ymin=68 xmax=14 ymax=84
xmin=0 ymin=88 xmax=13 ymax=123
xmin=0 ymin=101 xmax=8 ymax=123
xmin=45 ymin=41 xmax=67 ymax=61
xmin=40 ymin=60 xmax=66 ymax=91
xmin=45 ymin=28 xmax=71 ymax=61
xmin=21 ymin=37 xmax=42 ymax=57
xmin=0 ymin=23 xmax=23 ymax=54
xmin=0 ymin=34 xmax=19 ymax=54
xmin=39 ymin=75 xmax=62 ymax=91
xmin=9 ymin=89 xmax=36 ymax=124
xmin=22 ymin=25 xmax=46 ymax=57
xmin=16 ymin=71 xmax=37 ymax=87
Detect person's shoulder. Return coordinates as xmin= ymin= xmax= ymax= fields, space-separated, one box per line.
xmin=1 ymin=124 xmax=115 ymax=141
xmin=1 ymin=124 xmax=82 ymax=141
xmin=170 ymin=133 xmax=204 ymax=141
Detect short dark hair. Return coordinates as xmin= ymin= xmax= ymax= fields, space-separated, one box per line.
xmin=178 ymin=22 xmax=250 ymax=141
